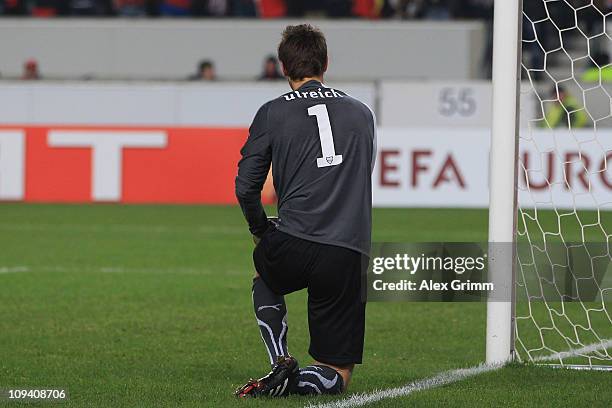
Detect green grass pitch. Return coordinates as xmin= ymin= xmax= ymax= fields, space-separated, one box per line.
xmin=0 ymin=204 xmax=610 ymax=407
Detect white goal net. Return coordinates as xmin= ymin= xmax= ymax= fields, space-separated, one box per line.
xmin=516 ymin=0 xmax=612 ymax=368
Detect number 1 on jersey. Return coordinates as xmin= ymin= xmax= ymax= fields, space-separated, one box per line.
xmin=308 ymin=104 xmax=343 ymax=168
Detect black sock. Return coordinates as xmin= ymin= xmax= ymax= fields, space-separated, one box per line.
xmin=252 ymin=277 xmax=288 ymax=366
xmin=290 ymin=365 xmax=344 ymax=395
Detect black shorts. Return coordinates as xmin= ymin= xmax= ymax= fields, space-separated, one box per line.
xmin=253 ymin=227 xmax=367 ymax=366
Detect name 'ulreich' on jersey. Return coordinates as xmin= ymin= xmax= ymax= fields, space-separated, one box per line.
xmin=283 ymin=87 xmax=344 ymax=101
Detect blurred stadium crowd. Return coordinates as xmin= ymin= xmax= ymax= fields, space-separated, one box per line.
xmin=15 ymin=55 xmax=285 ymax=81
xmin=4 ymin=0 xmax=612 ymax=130
xmin=1 ymin=0 xmax=609 ymax=21
xmin=0 ymin=0 xmax=493 ymax=19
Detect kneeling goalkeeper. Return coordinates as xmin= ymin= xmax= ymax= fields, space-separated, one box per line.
xmin=235 ymin=24 xmax=376 ymax=398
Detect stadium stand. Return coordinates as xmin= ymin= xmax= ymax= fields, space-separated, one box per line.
xmin=0 ymin=0 xmax=495 ymax=19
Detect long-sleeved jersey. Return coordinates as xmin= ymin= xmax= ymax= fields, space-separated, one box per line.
xmin=235 ymin=80 xmax=376 ymax=255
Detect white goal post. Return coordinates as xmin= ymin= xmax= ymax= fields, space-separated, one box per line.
xmin=487 ymin=0 xmax=612 ymax=369
xmin=486 ymin=0 xmax=522 ymax=365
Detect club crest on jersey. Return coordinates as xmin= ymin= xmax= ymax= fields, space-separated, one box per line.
xmin=283 ymin=88 xmax=344 ymax=101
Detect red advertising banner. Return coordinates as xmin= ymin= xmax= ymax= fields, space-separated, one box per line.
xmin=0 ymin=126 xmax=276 ymax=204
xmin=4 ymin=126 xmax=609 ymax=209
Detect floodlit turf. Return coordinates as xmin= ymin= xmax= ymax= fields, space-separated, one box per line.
xmin=0 ymin=204 xmax=610 ymax=407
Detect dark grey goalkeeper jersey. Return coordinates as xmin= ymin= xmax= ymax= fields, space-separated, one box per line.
xmin=235 ymin=80 xmax=376 ymax=255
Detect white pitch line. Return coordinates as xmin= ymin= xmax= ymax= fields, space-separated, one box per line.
xmin=307 ymin=340 xmax=612 ymax=408
xmin=0 ymin=223 xmax=245 ymax=235
xmin=0 ymin=265 xmax=245 ymax=276
xmin=531 ymin=339 xmax=612 ymax=362
xmin=306 ymin=364 xmax=501 ymax=408
xmin=0 ymin=266 xmax=29 ymax=274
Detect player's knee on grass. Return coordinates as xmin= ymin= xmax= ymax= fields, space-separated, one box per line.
xmin=313 ymin=362 xmax=354 ymax=392
xmin=331 ymin=364 xmax=354 ymax=391
xmin=291 ymin=364 xmax=345 ymax=395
